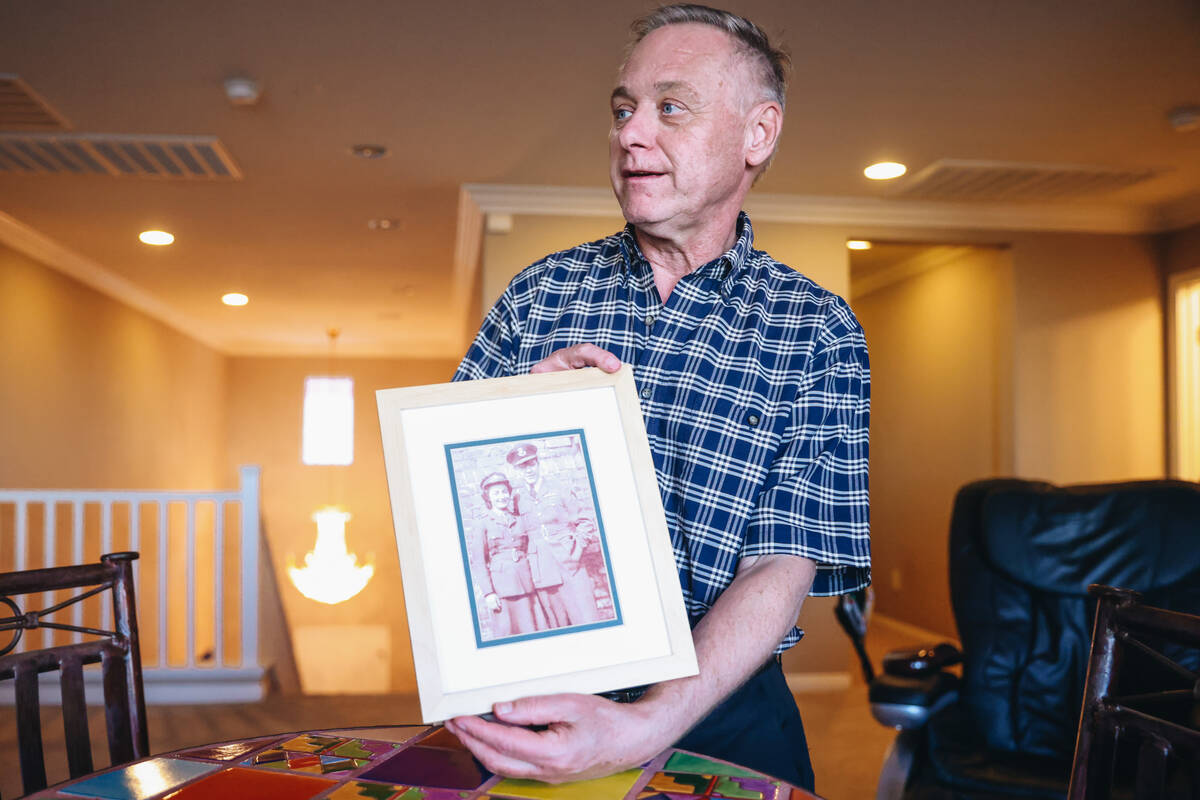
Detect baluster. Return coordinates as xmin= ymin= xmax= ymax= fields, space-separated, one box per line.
xmin=158 ymin=501 xmax=168 ymax=668
xmin=214 ymin=500 xmax=224 ymax=667
xmin=73 ymin=501 xmax=84 ymax=644
xmin=186 ymin=500 xmax=196 ymax=668
xmin=100 ymin=500 xmax=112 ymax=632
xmin=43 ymin=501 xmax=56 ymax=648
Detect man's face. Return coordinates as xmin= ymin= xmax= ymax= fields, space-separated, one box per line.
xmin=519 ymin=459 xmax=540 ymax=485
xmin=609 ymin=23 xmax=754 ymax=240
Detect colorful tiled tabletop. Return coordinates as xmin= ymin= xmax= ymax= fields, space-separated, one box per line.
xmin=28 ymin=725 xmax=821 ymax=800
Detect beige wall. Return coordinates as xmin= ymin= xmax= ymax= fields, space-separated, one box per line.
xmin=851 ymin=247 xmax=1012 ymax=637
xmin=225 ymin=356 xmax=458 ymax=693
xmin=1010 ymin=233 xmax=1164 ymax=482
xmin=0 ymin=242 xmax=227 ymax=491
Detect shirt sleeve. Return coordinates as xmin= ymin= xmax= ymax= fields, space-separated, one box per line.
xmin=741 ymin=317 xmax=871 ymax=597
xmin=453 ymin=288 xmax=521 ymax=381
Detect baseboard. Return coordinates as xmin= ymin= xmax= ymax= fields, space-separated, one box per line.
xmin=871 ymin=613 xmax=960 ymax=648
xmin=784 ymin=671 xmax=853 ymax=693
xmin=0 ymin=666 xmax=268 ymax=706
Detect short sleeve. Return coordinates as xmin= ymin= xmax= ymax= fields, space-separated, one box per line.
xmin=741 ymin=323 xmax=871 ymax=597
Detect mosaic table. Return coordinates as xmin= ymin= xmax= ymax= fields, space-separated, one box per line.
xmin=24 ymin=724 xmax=821 ymax=800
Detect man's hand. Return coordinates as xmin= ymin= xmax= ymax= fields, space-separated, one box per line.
xmin=530 ymin=344 xmax=621 ymax=374
xmin=444 ymin=694 xmax=662 ymax=783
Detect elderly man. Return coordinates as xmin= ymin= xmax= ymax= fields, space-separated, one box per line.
xmin=447 ymin=4 xmax=870 ymax=790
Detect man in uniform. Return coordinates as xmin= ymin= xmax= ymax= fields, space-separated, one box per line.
xmin=447 ymin=4 xmax=870 ymax=790
xmin=507 ymin=443 xmax=601 ymax=628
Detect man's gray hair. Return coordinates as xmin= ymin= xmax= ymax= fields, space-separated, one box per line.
xmin=629 ymin=3 xmax=790 ymax=112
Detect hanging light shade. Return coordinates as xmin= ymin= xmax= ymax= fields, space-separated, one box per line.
xmin=302 ymin=376 xmax=354 ymax=465
xmin=288 ymin=507 xmax=374 ymax=605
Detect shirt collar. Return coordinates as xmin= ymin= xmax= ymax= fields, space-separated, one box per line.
xmin=618 ymin=211 xmax=755 ymax=283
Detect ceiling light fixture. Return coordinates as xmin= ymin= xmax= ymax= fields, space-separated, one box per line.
xmin=138 ymin=230 xmax=174 ymax=246
xmin=223 ymin=76 xmax=262 ymax=107
xmin=367 ymin=218 xmax=399 ymax=231
xmin=864 ymin=161 xmax=907 ymax=180
xmin=846 ymin=240 xmax=873 ymax=250
xmin=351 ymin=144 xmax=388 ymax=159
xmin=222 ymin=292 xmax=249 ymax=306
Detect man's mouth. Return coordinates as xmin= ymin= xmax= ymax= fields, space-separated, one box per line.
xmin=623 ymin=169 xmax=665 ymax=179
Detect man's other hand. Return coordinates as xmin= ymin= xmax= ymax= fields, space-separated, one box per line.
xmin=530 ymin=344 xmax=621 ymax=374
xmin=444 ymin=693 xmax=661 ymax=783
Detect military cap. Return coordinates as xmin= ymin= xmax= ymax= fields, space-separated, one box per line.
xmin=480 ymin=472 xmax=511 ymax=492
xmin=506 ymin=443 xmax=539 ymax=467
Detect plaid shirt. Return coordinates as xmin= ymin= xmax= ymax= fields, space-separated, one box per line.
xmin=454 ymin=213 xmax=870 ymax=651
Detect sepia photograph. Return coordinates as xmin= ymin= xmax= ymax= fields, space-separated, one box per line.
xmin=446 ymin=430 xmax=621 ymax=647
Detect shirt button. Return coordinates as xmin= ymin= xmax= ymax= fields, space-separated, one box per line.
xmin=747 ymin=414 xmax=760 ymax=426
xmin=640 ymin=387 xmax=652 ymax=400
xmin=645 ymin=315 xmax=656 ymax=327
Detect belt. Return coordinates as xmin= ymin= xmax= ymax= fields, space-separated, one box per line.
xmin=597 ymin=655 xmax=781 ymax=705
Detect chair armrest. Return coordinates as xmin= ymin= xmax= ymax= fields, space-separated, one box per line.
xmin=868 ymin=671 xmax=959 ymax=730
xmin=882 ymin=642 xmax=961 ymax=677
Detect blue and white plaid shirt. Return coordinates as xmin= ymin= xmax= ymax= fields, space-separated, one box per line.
xmin=455 ymin=213 xmax=870 ymax=651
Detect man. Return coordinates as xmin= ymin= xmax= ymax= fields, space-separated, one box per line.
xmin=446 ymin=4 xmax=870 ymax=790
xmin=507 ymin=443 xmax=601 ymax=627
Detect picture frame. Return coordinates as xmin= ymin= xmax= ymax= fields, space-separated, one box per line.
xmin=377 ymin=365 xmax=698 ymax=722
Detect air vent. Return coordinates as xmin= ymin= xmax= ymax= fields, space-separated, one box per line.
xmin=896 ymin=159 xmax=1159 ymax=201
xmin=0 ymin=133 xmax=242 ymax=179
xmin=0 ymin=75 xmax=70 ymax=130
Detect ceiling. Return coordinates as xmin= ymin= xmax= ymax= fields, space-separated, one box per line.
xmin=1 ymin=0 xmax=1198 ymax=357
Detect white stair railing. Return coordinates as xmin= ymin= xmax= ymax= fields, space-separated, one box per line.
xmin=0 ymin=465 xmax=265 ymax=703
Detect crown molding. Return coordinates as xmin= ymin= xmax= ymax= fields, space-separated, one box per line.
xmin=0 ymin=211 xmax=223 ymax=351
xmin=463 ymin=183 xmax=1168 ymax=235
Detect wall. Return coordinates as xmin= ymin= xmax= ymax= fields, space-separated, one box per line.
xmin=1010 ymin=233 xmax=1164 ymax=483
xmin=1160 ymin=222 xmax=1200 ymax=277
xmin=225 ymin=356 xmax=459 ymax=693
xmin=0 ymin=242 xmax=227 ymax=491
xmin=851 ymin=246 xmax=1012 ymax=637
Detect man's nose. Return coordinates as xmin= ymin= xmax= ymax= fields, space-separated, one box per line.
xmin=616 ymin=106 xmax=656 ymax=150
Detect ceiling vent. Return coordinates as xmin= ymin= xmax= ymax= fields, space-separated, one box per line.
xmin=0 ymin=133 xmax=242 ymax=179
xmin=895 ymin=159 xmax=1159 ymax=201
xmin=0 ymin=75 xmax=70 ymax=130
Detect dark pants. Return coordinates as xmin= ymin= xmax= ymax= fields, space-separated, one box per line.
xmin=674 ymin=657 xmax=815 ymax=791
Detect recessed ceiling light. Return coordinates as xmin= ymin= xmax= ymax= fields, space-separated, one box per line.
xmin=351 ymin=144 xmax=388 ymax=159
xmin=222 ymin=292 xmax=249 ymax=306
xmin=367 ymin=218 xmax=399 ymax=230
xmin=864 ymin=161 xmax=907 ymax=180
xmin=846 ymin=240 xmax=873 ymax=250
xmin=138 ymin=230 xmax=174 ymax=246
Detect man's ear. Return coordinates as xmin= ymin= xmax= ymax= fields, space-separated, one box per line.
xmin=744 ymin=101 xmax=783 ymax=169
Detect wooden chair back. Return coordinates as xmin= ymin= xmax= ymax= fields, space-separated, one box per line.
xmin=0 ymin=552 xmax=149 ymax=796
xmin=1069 ymin=584 xmax=1200 ymax=800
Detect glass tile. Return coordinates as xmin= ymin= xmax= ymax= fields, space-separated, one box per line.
xmin=60 ymin=758 xmax=217 ymax=800
xmin=161 ymin=767 xmax=335 ymax=800
xmin=664 ymin=753 xmax=763 ymax=779
xmin=488 ymin=767 xmax=641 ymax=800
xmin=357 ymin=746 xmax=491 ymax=790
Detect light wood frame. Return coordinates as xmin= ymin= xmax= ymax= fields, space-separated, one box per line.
xmin=377 ymin=366 xmax=697 ymax=722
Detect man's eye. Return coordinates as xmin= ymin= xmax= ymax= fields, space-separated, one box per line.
xmin=662 ymin=102 xmax=680 ymax=114
xmin=614 ymin=108 xmax=632 ymax=121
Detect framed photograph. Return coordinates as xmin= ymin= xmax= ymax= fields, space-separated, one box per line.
xmin=377 ymin=366 xmax=698 ymax=722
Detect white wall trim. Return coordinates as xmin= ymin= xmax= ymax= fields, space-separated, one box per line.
xmin=784 ymin=670 xmax=853 ymax=693
xmin=0 ymin=666 xmax=267 ymax=706
xmin=871 ymin=613 xmax=960 ymax=648
xmin=0 ymin=211 xmax=222 ymax=351
xmin=464 ymin=183 xmax=1170 ymax=235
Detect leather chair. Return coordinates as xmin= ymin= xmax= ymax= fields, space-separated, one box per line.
xmin=845 ymin=479 xmax=1200 ymax=800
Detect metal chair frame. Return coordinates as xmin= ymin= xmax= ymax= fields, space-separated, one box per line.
xmin=0 ymin=552 xmax=149 ymax=796
xmin=1069 ymin=584 xmax=1200 ymax=800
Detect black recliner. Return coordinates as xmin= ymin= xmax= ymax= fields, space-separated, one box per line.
xmin=846 ymin=478 xmax=1200 ymax=799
